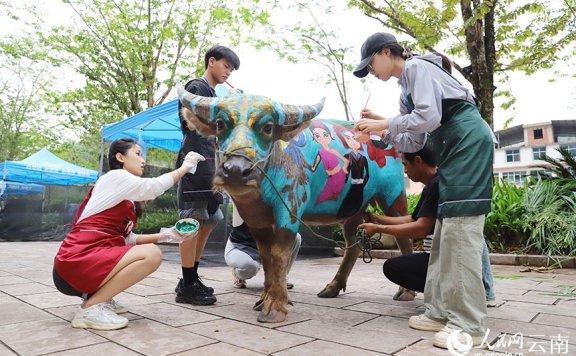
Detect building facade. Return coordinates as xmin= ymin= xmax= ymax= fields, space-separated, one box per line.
xmin=494 ymin=120 xmax=576 ymax=185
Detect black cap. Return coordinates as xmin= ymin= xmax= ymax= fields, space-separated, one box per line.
xmin=353 ymin=32 xmax=398 ymax=78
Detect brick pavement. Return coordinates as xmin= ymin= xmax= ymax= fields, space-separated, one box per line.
xmin=0 ymin=242 xmax=575 ymax=356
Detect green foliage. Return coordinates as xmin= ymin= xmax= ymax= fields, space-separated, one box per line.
xmin=484 ymin=179 xmax=527 ymax=251
xmin=366 ymin=193 xmax=420 ymax=215
xmin=149 ymin=188 xmax=178 ymax=210
xmin=537 ymin=146 xmax=576 ymax=179
xmin=522 ymin=179 xmax=576 ymax=257
xmin=135 ymin=208 xmax=178 ymax=234
xmin=257 ymin=3 xmax=355 ymax=120
xmin=1 ymin=0 xmax=273 ymax=160
xmin=38 ymin=0 xmax=270 ymax=135
xmin=41 ymin=212 xmax=64 ymax=230
xmin=519 ymin=147 xmax=576 ymax=258
xmin=136 ymin=184 xmax=178 ymax=233
xmin=0 ymin=52 xmax=56 ymax=161
xmin=349 ymin=0 xmax=576 ymax=127
xmin=407 ymin=193 xmax=420 ymax=215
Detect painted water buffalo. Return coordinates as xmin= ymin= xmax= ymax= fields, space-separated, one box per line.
xmin=178 ymin=86 xmax=412 ymax=323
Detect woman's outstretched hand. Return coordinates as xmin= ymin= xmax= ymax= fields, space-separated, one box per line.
xmin=158 ymin=227 xmax=188 ymax=243
xmin=182 ymin=151 xmax=205 ymax=174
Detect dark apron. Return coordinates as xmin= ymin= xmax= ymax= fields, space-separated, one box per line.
xmin=429 ymin=99 xmax=493 ymax=218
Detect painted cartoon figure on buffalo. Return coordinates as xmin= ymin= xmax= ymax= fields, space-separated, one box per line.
xmin=334 ymin=126 xmax=369 ymax=217
xmin=308 ymin=121 xmax=349 ymax=204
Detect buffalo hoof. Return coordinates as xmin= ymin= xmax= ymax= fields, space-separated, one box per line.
xmin=253 ymin=298 xmax=264 ymax=311
xmin=317 ymin=285 xmax=340 ymax=298
xmin=257 ymin=308 xmax=286 ymax=323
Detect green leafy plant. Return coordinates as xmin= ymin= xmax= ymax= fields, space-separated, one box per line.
xmin=537 ymin=146 xmax=576 ymax=179
xmin=407 ymin=193 xmax=420 ymax=215
xmin=484 ymin=179 xmax=528 ymax=252
xmin=136 ymin=208 xmax=178 ymax=234
xmin=523 ymin=179 xmax=576 ymax=258
xmin=522 ymin=148 xmax=576 ymax=259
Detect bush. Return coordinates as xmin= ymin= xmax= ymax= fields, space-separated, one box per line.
xmin=522 ymin=179 xmax=576 ymax=257
xmin=136 ymin=208 xmax=178 ymax=234
xmin=484 ymin=179 xmax=528 ymax=252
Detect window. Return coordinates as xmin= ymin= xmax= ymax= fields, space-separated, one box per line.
xmin=506 ymin=149 xmax=520 ymax=162
xmin=558 ymin=136 xmax=576 ymax=144
xmin=532 ymin=147 xmax=546 ymax=160
xmin=502 ymin=171 xmax=527 ymax=185
xmin=530 ymin=170 xmax=546 ymax=180
xmin=560 ymin=144 xmax=576 ymax=157
xmin=533 ymin=128 xmax=543 ymax=140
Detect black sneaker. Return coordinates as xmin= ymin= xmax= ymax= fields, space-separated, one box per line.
xmin=196 ymin=277 xmax=215 ymax=295
xmin=175 ymin=278 xmax=214 ymax=295
xmin=175 ymin=281 xmax=217 ymax=306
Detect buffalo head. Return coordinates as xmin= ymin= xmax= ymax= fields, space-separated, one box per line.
xmin=177 ymin=85 xmax=324 ymax=195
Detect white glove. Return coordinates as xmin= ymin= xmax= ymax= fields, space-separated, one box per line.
xmin=158 ymin=227 xmax=186 ymax=243
xmin=182 ymin=151 xmax=205 ymax=174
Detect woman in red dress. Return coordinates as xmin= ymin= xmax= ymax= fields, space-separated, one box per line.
xmin=53 ymin=138 xmax=204 ymax=330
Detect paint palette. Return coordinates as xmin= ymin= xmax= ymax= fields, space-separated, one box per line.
xmin=174 ymin=218 xmax=200 ymax=237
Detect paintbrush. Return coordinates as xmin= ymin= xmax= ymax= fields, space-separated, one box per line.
xmin=363 ymin=91 xmax=372 ymax=110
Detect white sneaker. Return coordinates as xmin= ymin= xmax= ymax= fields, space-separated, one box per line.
xmin=105 ymin=298 xmax=129 ymax=314
xmin=486 ymin=298 xmax=500 ymax=307
xmin=232 ymin=269 xmax=246 ymax=289
xmin=408 ymin=314 xmax=446 ymax=331
xmin=433 ymin=326 xmax=484 ymax=349
xmin=71 ymin=303 xmax=129 ymax=330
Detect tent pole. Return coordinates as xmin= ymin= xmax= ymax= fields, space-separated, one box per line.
xmin=98 ymin=140 xmax=105 ymax=176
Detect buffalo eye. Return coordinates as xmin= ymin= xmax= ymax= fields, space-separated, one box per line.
xmin=261 ymin=122 xmax=274 ymax=137
xmin=215 ymin=119 xmax=226 ymax=133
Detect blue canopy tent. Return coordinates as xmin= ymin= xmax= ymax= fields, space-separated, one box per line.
xmin=0 ymin=149 xmax=97 ymax=239
xmin=100 ymin=99 xmax=184 ymax=174
xmin=100 ymin=86 xmax=231 ymax=166
xmin=1 ymin=181 xmax=45 ymax=196
xmin=101 ymin=99 xmax=183 ymax=153
xmin=0 ymin=148 xmax=98 ymax=189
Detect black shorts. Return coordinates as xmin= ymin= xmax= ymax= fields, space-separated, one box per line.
xmin=52 ymin=268 xmax=90 ymax=299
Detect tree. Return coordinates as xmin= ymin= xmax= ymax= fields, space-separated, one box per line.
xmin=350 ymin=0 xmax=576 ymax=128
xmin=0 ymin=56 xmax=56 ymax=161
xmin=256 ymin=3 xmax=356 ymax=120
xmin=3 ymin=0 xmax=272 ymax=138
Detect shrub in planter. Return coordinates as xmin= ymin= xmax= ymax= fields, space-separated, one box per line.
xmin=484 ymin=179 xmax=527 ymax=253
xmin=523 ymin=179 xmax=576 ymax=257
xmin=136 ymin=208 xmax=178 ymax=234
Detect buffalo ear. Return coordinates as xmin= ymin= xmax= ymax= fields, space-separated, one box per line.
xmin=276 ymin=122 xmax=311 ymax=142
xmin=181 ymin=108 xmax=216 ymax=137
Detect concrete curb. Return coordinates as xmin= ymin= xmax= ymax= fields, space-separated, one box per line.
xmin=333 ymin=248 xmax=576 ymax=268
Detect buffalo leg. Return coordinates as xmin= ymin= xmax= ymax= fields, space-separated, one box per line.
xmin=250 ymin=227 xmax=274 ymax=311
xmin=252 ymin=227 xmax=294 ymax=323
xmin=379 ymin=194 xmax=416 ymax=300
xmin=379 ymin=194 xmax=413 ymax=255
xmin=317 ymin=212 xmax=363 ymax=298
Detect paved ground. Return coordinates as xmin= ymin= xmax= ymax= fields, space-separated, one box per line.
xmin=0 ymin=242 xmax=575 ymax=356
